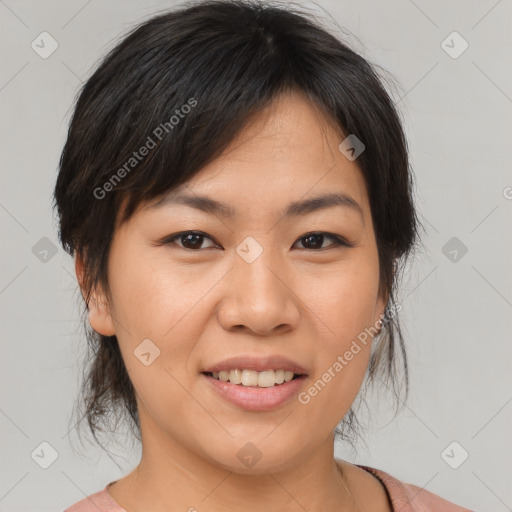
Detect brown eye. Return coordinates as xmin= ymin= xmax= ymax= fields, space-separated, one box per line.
xmin=294 ymin=232 xmax=352 ymax=250
xmin=158 ymin=230 xmax=353 ymax=251
xmin=163 ymin=231 xmax=219 ymax=250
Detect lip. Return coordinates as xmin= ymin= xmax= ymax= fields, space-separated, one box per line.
xmin=202 ymin=373 xmax=308 ymax=411
xmin=202 ymin=355 xmax=308 ymax=374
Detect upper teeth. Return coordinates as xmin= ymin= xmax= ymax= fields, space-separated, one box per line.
xmin=211 ymin=369 xmax=296 ymax=387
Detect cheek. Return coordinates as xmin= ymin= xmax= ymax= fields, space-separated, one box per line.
xmin=298 ymin=284 xmax=375 ymax=425
xmin=307 ymin=256 xmax=380 ymax=346
xmin=300 ymin=256 xmax=379 ymax=405
xmin=107 ymin=246 xmax=211 ymax=341
xmin=106 ymin=247 xmax=225 ymax=398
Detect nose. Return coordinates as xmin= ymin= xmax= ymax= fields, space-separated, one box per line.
xmin=216 ymin=252 xmax=301 ymax=336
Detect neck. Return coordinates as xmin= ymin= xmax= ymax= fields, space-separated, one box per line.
xmin=109 ymin=415 xmax=359 ymax=512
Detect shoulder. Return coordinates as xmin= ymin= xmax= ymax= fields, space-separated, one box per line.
xmin=63 ymin=482 xmax=126 ymax=512
xmin=355 ymin=463 xmax=475 ymax=512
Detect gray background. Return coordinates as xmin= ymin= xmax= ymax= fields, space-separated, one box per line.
xmin=1 ymin=0 xmax=511 ymax=510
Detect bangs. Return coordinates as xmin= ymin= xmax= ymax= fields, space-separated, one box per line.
xmin=59 ymin=0 xmax=396 ymax=236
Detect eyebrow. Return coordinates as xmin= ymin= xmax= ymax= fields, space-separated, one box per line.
xmin=150 ymin=191 xmax=364 ymax=223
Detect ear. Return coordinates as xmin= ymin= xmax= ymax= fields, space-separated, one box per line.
xmin=75 ymin=255 xmax=116 ymax=336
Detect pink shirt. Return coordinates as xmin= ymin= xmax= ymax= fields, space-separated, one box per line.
xmin=63 ymin=464 xmax=474 ymax=511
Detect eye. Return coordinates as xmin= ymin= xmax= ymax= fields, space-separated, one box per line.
xmin=158 ymin=230 xmax=353 ymax=251
xmin=292 ymin=232 xmax=354 ymax=251
xmin=161 ymin=231 xmax=220 ymax=250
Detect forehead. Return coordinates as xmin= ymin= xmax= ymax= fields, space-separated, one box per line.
xmin=139 ymin=90 xmax=370 ymax=222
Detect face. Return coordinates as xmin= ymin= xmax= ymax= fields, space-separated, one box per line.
xmin=80 ymin=90 xmax=386 ymax=474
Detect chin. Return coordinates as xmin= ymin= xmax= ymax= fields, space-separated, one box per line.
xmin=199 ymin=436 xmax=305 ymax=475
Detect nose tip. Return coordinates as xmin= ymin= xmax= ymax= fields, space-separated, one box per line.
xmin=217 ymin=258 xmax=300 ymax=335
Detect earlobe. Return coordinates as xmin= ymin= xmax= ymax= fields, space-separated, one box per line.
xmin=88 ymin=295 xmax=116 ymax=336
xmin=74 ymin=255 xmax=116 ymax=336
xmin=374 ymin=292 xmax=389 ymax=335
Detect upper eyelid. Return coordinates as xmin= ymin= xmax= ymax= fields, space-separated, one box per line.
xmin=163 ymin=231 xmax=351 ymax=249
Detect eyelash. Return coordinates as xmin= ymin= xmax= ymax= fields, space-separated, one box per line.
xmin=158 ymin=230 xmax=354 ymax=251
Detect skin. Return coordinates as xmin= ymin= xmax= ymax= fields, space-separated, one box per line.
xmin=76 ymin=90 xmax=393 ymax=511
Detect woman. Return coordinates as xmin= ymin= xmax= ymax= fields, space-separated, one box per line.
xmin=55 ymin=1 xmax=475 ymax=510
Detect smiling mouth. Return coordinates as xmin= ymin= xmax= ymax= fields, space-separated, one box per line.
xmin=202 ymin=369 xmax=305 ymax=388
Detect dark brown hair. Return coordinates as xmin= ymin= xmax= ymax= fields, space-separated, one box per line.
xmin=53 ymin=0 xmax=423 ymax=454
